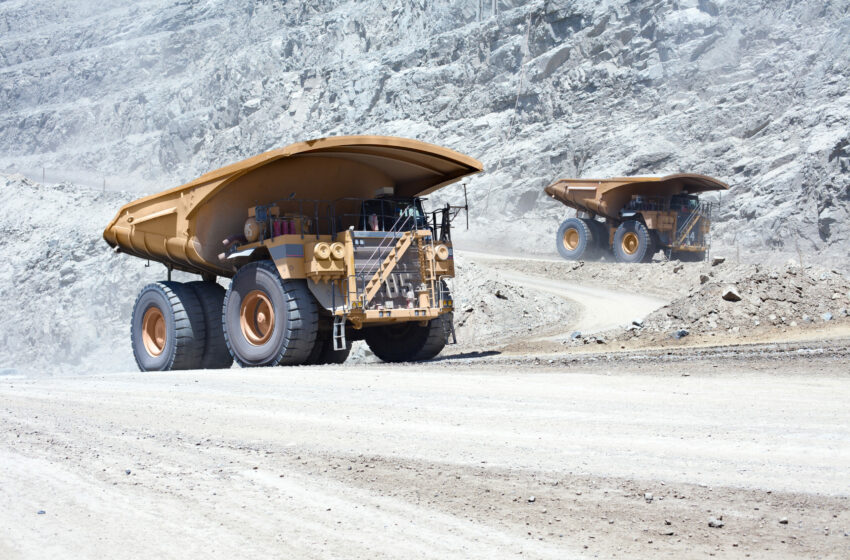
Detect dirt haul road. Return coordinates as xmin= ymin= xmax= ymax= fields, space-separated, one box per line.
xmin=2 ymin=359 xmax=849 ymax=559
xmin=459 ymin=250 xmax=665 ymax=335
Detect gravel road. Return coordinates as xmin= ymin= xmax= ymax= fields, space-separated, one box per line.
xmin=2 ymin=358 xmax=849 ymax=559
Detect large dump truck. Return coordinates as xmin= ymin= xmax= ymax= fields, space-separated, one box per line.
xmin=104 ymin=136 xmax=482 ymax=371
xmin=544 ymin=174 xmax=728 ymax=263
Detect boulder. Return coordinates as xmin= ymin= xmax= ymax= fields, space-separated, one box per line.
xmin=721 ymin=285 xmax=742 ymax=302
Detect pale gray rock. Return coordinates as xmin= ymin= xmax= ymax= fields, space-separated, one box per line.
xmin=721 ymin=285 xmax=742 ymax=302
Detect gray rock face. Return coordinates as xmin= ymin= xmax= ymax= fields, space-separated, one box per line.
xmin=1 ymin=0 xmax=848 ymax=262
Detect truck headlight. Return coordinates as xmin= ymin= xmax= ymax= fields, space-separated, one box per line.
xmin=434 ymin=244 xmax=450 ymax=261
xmin=330 ymin=242 xmax=345 ymax=260
xmin=314 ymin=242 xmax=331 ymax=260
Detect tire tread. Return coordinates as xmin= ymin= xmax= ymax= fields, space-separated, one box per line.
xmin=187 ymin=281 xmax=233 ymax=369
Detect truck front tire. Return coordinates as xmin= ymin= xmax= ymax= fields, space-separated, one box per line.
xmin=223 ymin=261 xmax=318 ymax=367
xmin=305 ymin=318 xmax=351 ymax=365
xmin=131 ymin=282 xmax=206 ymax=371
xmin=613 ymin=220 xmax=655 ymax=263
xmin=364 ymin=313 xmax=451 ymax=363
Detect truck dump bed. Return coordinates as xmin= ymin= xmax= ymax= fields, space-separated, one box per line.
xmin=103 ymin=135 xmax=482 ymax=277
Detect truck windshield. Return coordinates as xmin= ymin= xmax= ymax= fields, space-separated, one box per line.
xmin=360 ymin=198 xmax=428 ymax=231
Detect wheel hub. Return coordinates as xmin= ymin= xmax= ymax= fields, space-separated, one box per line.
xmin=622 ymin=232 xmax=639 ymax=255
xmin=142 ymin=306 xmax=166 ymax=357
xmin=563 ymin=228 xmax=580 ymax=251
xmin=240 ymin=290 xmax=275 ymax=345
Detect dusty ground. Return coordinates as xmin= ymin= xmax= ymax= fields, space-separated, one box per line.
xmin=2 ymin=251 xmax=850 ymax=559
xmin=2 ymin=356 xmax=849 ymax=559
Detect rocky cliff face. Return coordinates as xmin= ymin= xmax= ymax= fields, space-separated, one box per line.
xmin=1 ymin=0 xmax=848 ymax=261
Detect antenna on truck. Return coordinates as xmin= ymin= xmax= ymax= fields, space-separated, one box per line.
xmin=448 ymin=184 xmax=470 ymax=230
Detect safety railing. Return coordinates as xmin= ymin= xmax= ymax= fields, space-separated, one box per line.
xmin=675 ymin=201 xmax=715 ymax=247
xmin=357 ymin=214 xmax=414 ymax=284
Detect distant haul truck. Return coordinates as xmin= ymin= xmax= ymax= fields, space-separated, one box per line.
xmin=544 ymin=174 xmax=728 ymax=263
xmin=104 ymin=136 xmax=482 ymax=371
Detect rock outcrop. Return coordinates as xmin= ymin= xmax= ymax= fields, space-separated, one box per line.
xmin=1 ymin=0 xmax=848 ymax=260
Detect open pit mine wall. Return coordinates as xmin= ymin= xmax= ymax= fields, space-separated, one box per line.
xmin=1 ymin=1 xmax=848 ymax=258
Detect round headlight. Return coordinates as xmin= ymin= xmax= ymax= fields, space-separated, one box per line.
xmin=330 ymin=242 xmax=345 ymax=260
xmin=314 ymin=242 xmax=331 ymax=260
xmin=434 ymin=244 xmax=450 ymax=261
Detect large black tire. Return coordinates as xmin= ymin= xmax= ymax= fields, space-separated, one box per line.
xmin=130 ymin=282 xmax=206 ymax=371
xmin=304 ymin=318 xmax=351 ymax=365
xmin=555 ymin=217 xmax=595 ymax=261
xmin=364 ymin=313 xmax=452 ymax=363
xmin=672 ymin=250 xmax=706 ymax=262
xmin=587 ymin=219 xmax=610 ymax=256
xmin=186 ymin=281 xmax=234 ymax=369
xmin=613 ymin=220 xmax=655 ymax=263
xmin=223 ymin=261 xmax=318 ymax=367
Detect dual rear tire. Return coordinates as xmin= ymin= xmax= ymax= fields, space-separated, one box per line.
xmin=130 ymin=280 xmax=232 ymax=371
xmin=131 ymin=262 xmax=322 ymax=371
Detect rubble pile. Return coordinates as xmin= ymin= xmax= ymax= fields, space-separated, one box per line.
xmin=622 ymin=262 xmax=850 ymax=342
xmin=451 ymin=255 xmax=577 ymax=349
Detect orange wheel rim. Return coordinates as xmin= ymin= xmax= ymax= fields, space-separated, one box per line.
xmin=142 ymin=307 xmax=166 ymax=357
xmin=563 ymin=228 xmax=580 ymax=251
xmin=240 ymin=290 xmax=275 ymax=345
xmin=622 ymin=232 xmax=639 ymax=255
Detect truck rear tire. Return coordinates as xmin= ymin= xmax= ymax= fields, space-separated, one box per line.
xmin=556 ymin=217 xmax=595 ymax=261
xmin=613 ymin=220 xmax=655 ymax=263
xmin=223 ymin=261 xmax=318 ymax=367
xmin=186 ymin=281 xmax=234 ymax=369
xmin=131 ymin=282 xmax=206 ymax=371
xmin=305 ymin=318 xmax=351 ymax=365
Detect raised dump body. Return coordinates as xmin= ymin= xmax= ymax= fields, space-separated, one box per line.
xmin=105 ymin=136 xmax=482 ymax=370
xmin=544 ymin=174 xmax=728 ymax=263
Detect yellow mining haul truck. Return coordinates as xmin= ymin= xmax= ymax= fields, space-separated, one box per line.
xmin=104 ymin=136 xmax=482 ymax=370
xmin=544 ymin=174 xmax=728 ymax=263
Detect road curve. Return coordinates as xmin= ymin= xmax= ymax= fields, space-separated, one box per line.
xmin=460 ymin=250 xmax=667 ymax=335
